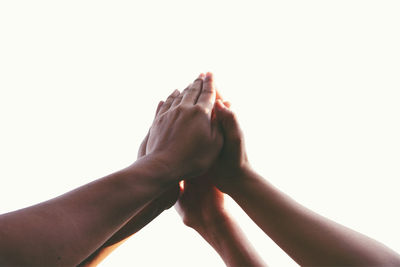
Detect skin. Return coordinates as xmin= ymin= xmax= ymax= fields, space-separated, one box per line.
xmin=79 ymin=74 xmax=400 ymax=267
xmin=83 ymin=73 xmax=400 ymax=266
xmin=175 ymin=82 xmax=266 ymax=267
xmin=82 ymin=73 xmax=255 ymax=266
xmin=176 ymin=175 xmax=266 ymax=267
xmin=79 ymin=101 xmax=180 ymax=266
xmin=146 ymin=73 xmax=223 ymax=180
xmin=3 ymin=72 xmax=398 ymax=266
xmin=208 ymin=93 xmax=400 ymax=266
xmin=0 ymin=73 xmax=222 ymax=266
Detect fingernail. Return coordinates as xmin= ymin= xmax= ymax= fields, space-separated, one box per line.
xmin=198 ymin=73 xmax=205 ymax=79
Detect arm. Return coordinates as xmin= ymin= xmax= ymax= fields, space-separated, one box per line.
xmin=175 ymin=177 xmax=266 ymax=267
xmin=79 ymin=183 xmax=179 ymax=267
xmin=198 ymin=212 xmax=265 ymax=267
xmin=212 ymin=98 xmax=400 ymax=266
xmin=79 ymin=101 xmax=180 ymax=267
xmin=0 ymin=73 xmax=222 ymax=266
xmin=226 ymin=168 xmax=400 ymax=266
xmin=0 ymin=155 xmax=174 ymax=266
xmin=175 ymin=74 xmax=265 ymax=267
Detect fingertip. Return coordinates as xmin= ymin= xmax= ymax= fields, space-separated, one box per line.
xmin=223 ymin=101 xmax=231 ymax=108
xmin=215 ymin=88 xmax=223 ymax=101
xmin=205 ymin=72 xmax=214 ymax=82
xmin=184 ymin=83 xmax=192 ymax=91
xmin=216 ymin=99 xmax=225 ymax=110
xmin=155 ymin=100 xmax=165 ymax=116
xmin=167 ymin=89 xmax=179 ymax=99
xmin=215 ymin=99 xmax=227 ymax=120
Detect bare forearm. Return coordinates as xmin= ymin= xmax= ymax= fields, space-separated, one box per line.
xmin=226 ymin=168 xmax=400 ymax=266
xmin=78 ymin=202 xmax=162 ymax=267
xmin=79 ymin=183 xmax=179 ymax=267
xmin=0 ymin=155 xmax=173 ymax=266
xmin=195 ymin=212 xmax=266 ymax=267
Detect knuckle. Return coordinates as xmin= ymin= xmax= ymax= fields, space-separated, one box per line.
xmin=227 ymin=109 xmax=236 ymax=118
xmin=201 ymin=89 xmax=213 ymax=95
xmin=192 ymin=105 xmax=206 ymax=114
xmin=226 ymin=110 xmax=237 ymax=122
xmin=172 ymin=98 xmax=181 ymax=106
xmin=231 ymin=134 xmax=242 ymax=145
xmin=187 ymin=88 xmax=198 ymax=94
xmin=221 ymin=110 xmax=232 ymax=122
xmin=175 ymin=105 xmax=186 ymax=113
xmin=155 ymin=116 xmax=163 ymax=123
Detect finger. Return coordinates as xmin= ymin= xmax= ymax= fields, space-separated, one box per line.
xmin=139 ymin=100 xmax=164 ymax=158
xmin=215 ymin=99 xmax=239 ymax=139
xmin=223 ymin=101 xmax=231 ymax=108
xmin=212 ymin=88 xmax=224 ymax=121
xmin=196 ymin=72 xmax=216 ymax=111
xmin=158 ymin=89 xmax=180 ymax=114
xmin=171 ymin=84 xmax=190 ymax=108
xmin=155 ymin=100 xmax=164 ymax=118
xmin=137 ymin=132 xmax=149 ymax=158
xmin=181 ymin=73 xmax=205 ymax=105
xmin=216 ymin=88 xmax=224 ymax=101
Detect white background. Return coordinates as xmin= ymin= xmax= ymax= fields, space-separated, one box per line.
xmin=1 ymin=1 xmax=399 ymax=266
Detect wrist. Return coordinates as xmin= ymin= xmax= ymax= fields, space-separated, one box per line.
xmin=136 ymin=153 xmax=182 ymax=184
xmin=217 ymin=164 xmax=256 ymax=195
xmin=123 ymin=154 xmax=180 ymax=196
xmin=193 ymin=212 xmax=241 ymax=252
xmin=191 ymin=210 xmax=231 ymax=237
xmin=145 ymin=152 xmax=188 ymax=181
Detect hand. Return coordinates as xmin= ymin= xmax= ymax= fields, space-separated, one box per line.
xmin=137 ymin=101 xmax=179 ymax=210
xmin=78 ymin=100 xmax=181 ymax=267
xmin=204 ymin=87 xmax=251 ymax=194
xmin=146 ymin=73 xmax=223 ymax=179
xmin=175 ymin=173 xmax=268 ymax=267
xmin=175 ymin=176 xmax=226 ymax=231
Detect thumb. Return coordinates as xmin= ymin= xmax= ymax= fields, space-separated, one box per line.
xmin=215 ymin=99 xmax=240 ymax=140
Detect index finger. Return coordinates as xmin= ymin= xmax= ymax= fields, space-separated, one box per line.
xmin=181 ymin=73 xmax=205 ymax=105
xmin=196 ymin=72 xmax=216 ymax=111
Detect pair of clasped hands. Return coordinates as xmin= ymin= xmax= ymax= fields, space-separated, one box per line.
xmin=2 ymin=72 xmax=399 ymax=267
xmin=80 ymin=72 xmax=262 ymax=266
xmin=81 ymin=72 xmax=400 ymax=267
xmin=0 ymin=71 xmax=262 ymax=267
xmin=78 ymin=71 xmax=261 ymax=266
xmin=142 ymin=72 xmax=246 ymax=225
